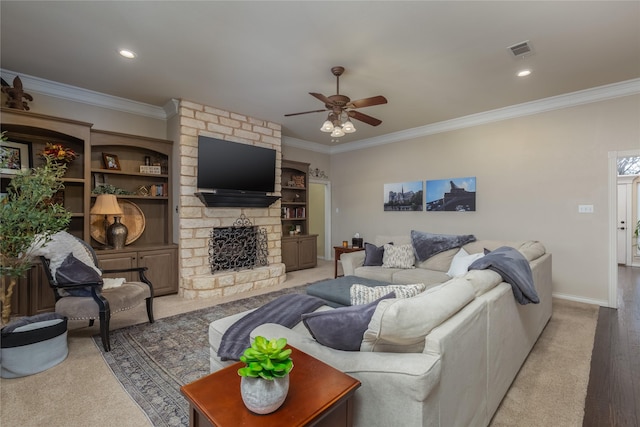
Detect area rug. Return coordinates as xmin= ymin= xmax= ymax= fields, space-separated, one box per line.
xmin=93 ymin=285 xmax=309 ymax=427
xmin=96 ymin=292 xmax=598 ymax=427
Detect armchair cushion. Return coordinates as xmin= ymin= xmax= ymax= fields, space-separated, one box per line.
xmin=302 ymin=292 xmax=395 ymax=351
xmin=55 ymin=253 xmax=103 ymax=297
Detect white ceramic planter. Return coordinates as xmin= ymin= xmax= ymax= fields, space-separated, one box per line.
xmin=240 ymin=375 xmax=289 ymax=414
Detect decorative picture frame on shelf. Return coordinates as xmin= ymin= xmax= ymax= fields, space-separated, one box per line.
xmin=102 ymin=153 xmax=121 ymax=170
xmin=0 ymin=140 xmax=31 ymax=175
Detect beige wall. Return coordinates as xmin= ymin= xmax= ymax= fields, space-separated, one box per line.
xmin=331 ymin=95 xmax=640 ymax=304
xmin=17 ymin=91 xmax=167 ymax=138
xmin=282 ymin=145 xmax=330 ymax=176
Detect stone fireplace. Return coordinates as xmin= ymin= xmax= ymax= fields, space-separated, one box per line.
xmin=176 ymin=100 xmax=285 ymax=299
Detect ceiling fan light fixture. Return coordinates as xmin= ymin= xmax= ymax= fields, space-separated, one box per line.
xmin=342 ymin=119 xmax=356 ymax=133
xmin=331 ymin=126 xmax=345 ymax=138
xmin=517 ymin=69 xmax=532 ymax=77
xmin=320 ymin=120 xmax=334 ymax=132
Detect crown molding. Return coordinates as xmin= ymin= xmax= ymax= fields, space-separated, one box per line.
xmin=1 ymin=68 xmax=166 ymax=120
xmin=328 ymin=78 xmax=640 ymax=154
xmin=2 ymin=68 xmax=637 ymax=153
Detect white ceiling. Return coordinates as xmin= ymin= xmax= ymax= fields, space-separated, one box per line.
xmin=1 ymin=1 xmax=639 ymax=147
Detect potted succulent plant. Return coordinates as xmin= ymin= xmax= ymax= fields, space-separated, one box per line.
xmin=237 ymin=336 xmax=293 ymax=414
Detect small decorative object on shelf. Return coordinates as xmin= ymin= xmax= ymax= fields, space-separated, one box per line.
xmin=40 ymin=142 xmax=77 ymax=164
xmin=90 ymin=194 xmax=128 ymax=250
xmin=139 ymin=165 xmax=162 ymax=174
xmin=91 ymin=184 xmax=132 ymax=195
xmin=237 ymin=336 xmax=293 ymax=415
xmin=1 ymin=76 xmax=33 ymax=111
xmin=292 ymin=175 xmax=305 ymax=188
xmin=102 ymin=153 xmax=121 ymax=170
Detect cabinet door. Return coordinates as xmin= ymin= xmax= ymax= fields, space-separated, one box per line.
xmin=298 ymin=236 xmax=318 ymax=269
xmin=282 ymin=238 xmax=300 ymax=271
xmin=97 ymin=252 xmax=137 ymax=282
xmin=7 ymin=263 xmax=56 ymax=316
xmin=138 ymin=248 xmax=178 ymax=296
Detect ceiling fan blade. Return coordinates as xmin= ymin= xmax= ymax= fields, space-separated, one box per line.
xmin=284 ymin=109 xmax=327 ymax=117
xmin=348 ymin=110 xmax=383 ymax=126
xmin=346 ymin=95 xmax=388 ymax=109
xmin=309 ymin=92 xmax=335 ymax=106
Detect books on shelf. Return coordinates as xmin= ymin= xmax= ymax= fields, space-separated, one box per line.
xmin=281 ymin=206 xmax=305 ymax=219
xmin=149 ymin=183 xmax=168 ymax=197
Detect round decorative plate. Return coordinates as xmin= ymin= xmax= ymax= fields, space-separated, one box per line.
xmin=90 ymin=200 xmax=146 ymax=245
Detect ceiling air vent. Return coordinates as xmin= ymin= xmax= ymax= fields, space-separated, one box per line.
xmin=508 ymin=41 xmax=531 ymax=57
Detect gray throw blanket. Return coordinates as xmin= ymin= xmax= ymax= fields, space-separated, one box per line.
xmin=217 ymin=293 xmax=325 ymax=360
xmin=469 ymin=246 xmax=539 ymax=305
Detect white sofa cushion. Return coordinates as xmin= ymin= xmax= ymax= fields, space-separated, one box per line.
xmin=361 ymin=278 xmax=476 ymax=353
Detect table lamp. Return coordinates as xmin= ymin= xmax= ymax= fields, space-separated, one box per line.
xmin=90 ymin=194 xmax=128 ymax=249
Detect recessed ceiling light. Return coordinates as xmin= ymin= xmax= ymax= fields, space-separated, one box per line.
xmin=119 ymin=49 xmax=136 ymax=59
xmin=517 ymin=69 xmax=532 ymax=77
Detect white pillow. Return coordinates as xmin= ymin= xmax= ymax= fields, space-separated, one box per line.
xmin=350 ymin=283 xmax=426 ymax=305
xmin=446 ymin=248 xmax=485 ymax=277
xmin=382 ymin=244 xmax=415 ymax=269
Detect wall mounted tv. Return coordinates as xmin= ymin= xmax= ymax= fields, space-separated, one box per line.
xmin=197 ymin=136 xmax=276 ymax=194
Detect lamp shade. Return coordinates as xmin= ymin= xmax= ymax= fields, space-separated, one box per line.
xmin=342 ymin=119 xmax=356 ymax=133
xmin=90 ymin=194 xmax=123 ymax=215
xmin=320 ymin=120 xmax=334 ymax=132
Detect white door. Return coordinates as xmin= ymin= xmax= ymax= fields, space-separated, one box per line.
xmin=617 ymin=184 xmax=628 ymax=264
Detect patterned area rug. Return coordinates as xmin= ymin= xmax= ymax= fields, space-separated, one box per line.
xmin=93 ymin=285 xmax=309 ymax=427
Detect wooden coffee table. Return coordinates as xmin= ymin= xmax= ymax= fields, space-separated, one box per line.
xmin=181 ymin=346 xmax=361 ymax=427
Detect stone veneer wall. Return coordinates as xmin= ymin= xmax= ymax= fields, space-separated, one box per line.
xmin=177 ymin=100 xmax=285 ymax=299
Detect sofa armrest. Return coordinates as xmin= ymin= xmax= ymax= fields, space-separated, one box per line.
xmin=340 ymin=251 xmax=366 ymax=276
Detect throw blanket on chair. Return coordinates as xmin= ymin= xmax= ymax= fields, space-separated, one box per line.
xmin=217 ymin=293 xmax=325 ymax=360
xmin=469 ymin=246 xmax=540 ymax=305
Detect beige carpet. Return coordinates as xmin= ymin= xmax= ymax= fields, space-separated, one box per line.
xmin=0 ymin=262 xmax=598 ymax=427
xmin=490 ymin=299 xmax=599 ymax=426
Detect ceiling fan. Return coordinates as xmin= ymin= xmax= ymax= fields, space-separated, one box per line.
xmin=285 ymin=66 xmax=387 ymax=133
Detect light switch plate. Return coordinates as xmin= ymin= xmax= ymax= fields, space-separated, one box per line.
xmin=578 ymin=204 xmax=594 ymax=213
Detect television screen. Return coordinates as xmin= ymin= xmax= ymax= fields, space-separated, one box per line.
xmin=197 ymin=136 xmax=276 ymax=194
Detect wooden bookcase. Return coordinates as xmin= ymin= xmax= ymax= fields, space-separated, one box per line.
xmin=281 ymin=159 xmax=317 ymax=271
xmin=1 ymin=109 xmax=178 ymax=316
xmin=90 ymin=129 xmax=178 ymax=296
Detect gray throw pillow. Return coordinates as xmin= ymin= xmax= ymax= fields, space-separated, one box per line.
xmin=363 ymin=242 xmax=391 ymax=266
xmin=411 ymin=230 xmax=476 ymax=262
xmin=55 ymin=253 xmax=103 ymax=297
xmin=301 ymin=292 xmax=395 ymax=351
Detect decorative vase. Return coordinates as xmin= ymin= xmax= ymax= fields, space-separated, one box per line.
xmin=240 ymin=375 xmax=289 ymax=414
xmin=107 ymin=216 xmax=128 ymax=250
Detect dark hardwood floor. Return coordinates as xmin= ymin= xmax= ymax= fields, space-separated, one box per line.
xmin=583 ymin=266 xmax=640 ymax=427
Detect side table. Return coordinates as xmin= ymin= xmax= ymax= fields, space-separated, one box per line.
xmin=181 ymin=346 xmax=361 ymax=427
xmin=333 ymin=246 xmax=365 ymax=278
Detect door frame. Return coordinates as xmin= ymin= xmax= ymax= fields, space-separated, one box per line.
xmin=309 ymin=178 xmax=332 ymax=260
xmin=608 ymin=148 xmax=640 ymax=309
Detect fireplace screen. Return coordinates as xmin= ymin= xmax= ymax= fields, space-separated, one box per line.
xmin=209 ymin=215 xmax=268 ymax=273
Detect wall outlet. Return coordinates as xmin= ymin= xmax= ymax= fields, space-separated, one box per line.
xmin=578 ymin=204 xmax=594 ymax=213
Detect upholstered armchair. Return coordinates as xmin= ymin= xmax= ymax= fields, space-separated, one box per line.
xmin=35 ymin=231 xmax=154 ymax=351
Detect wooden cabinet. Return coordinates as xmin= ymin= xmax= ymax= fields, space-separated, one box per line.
xmin=281 ymin=159 xmax=317 ymax=271
xmin=96 ymin=245 xmax=178 ymax=296
xmin=282 ymin=234 xmax=318 ymax=271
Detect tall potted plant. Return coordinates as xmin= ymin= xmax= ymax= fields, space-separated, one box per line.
xmin=0 ymin=133 xmax=71 ymax=324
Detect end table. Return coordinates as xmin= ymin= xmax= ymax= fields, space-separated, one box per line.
xmin=333 ymin=246 xmax=365 ymax=278
xmin=181 ymin=346 xmax=361 ymax=427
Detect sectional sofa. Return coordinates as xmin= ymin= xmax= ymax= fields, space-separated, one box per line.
xmin=208 ymin=235 xmax=552 ymax=427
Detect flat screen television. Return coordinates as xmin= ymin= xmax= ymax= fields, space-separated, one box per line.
xmin=197 ymin=136 xmax=276 ymax=194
